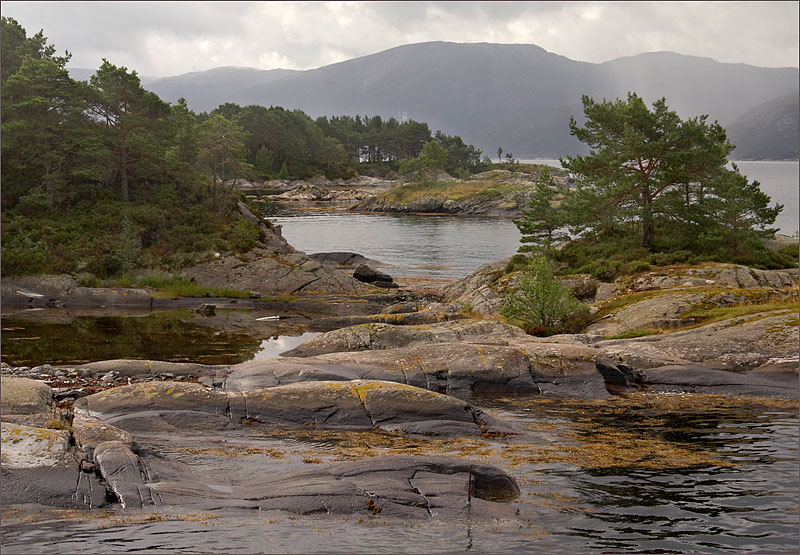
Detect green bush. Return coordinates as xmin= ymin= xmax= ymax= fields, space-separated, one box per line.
xmin=501 ymin=254 xmax=589 ymax=336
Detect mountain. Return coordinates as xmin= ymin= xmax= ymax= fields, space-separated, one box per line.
xmin=726 ymin=93 xmax=799 ymax=160
xmin=69 ymin=42 xmax=799 ymax=159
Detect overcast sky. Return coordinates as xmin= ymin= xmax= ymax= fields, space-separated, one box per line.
xmin=3 ymin=1 xmax=798 ymax=77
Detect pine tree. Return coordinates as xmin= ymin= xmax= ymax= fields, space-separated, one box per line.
xmin=513 ymin=167 xmax=568 ymax=255
xmin=562 ymin=93 xmax=733 ymax=250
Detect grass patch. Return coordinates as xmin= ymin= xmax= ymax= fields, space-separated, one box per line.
xmin=606 ymin=329 xmax=665 ymax=340
xmin=381 ymin=180 xmax=521 ymax=204
xmin=109 ymin=274 xmax=253 ymax=299
xmin=682 ymin=300 xmax=798 ymax=327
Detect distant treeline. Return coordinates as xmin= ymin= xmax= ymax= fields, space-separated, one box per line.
xmin=1 ymin=16 xmax=487 ymax=215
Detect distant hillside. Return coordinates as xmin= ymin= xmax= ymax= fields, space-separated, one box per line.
xmin=726 ymin=93 xmax=799 ymax=160
xmin=69 ymin=42 xmax=799 ymax=159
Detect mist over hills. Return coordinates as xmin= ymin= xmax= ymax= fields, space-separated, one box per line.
xmin=69 ymin=42 xmax=799 ymax=159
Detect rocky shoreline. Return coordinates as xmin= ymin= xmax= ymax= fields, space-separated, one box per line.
xmin=241 ymin=166 xmax=574 ymax=217
xmin=2 ymin=230 xmax=798 ymax=525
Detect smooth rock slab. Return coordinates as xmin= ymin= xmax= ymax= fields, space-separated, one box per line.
xmin=598 ymin=312 xmax=799 ymax=372
xmin=1 ymin=422 xmax=107 ymax=509
xmin=234 ymin=456 xmax=520 ymax=519
xmin=281 ymin=319 xmax=527 ymax=357
xmin=75 ymin=380 xmax=513 ymax=436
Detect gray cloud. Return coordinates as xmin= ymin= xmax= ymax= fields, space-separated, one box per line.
xmin=3 ymin=1 xmax=797 ymax=76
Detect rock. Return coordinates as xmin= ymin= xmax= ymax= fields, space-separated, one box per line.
xmin=353 ymin=264 xmax=398 ymax=288
xmin=281 ymin=319 xmax=527 ymax=357
xmin=1 ymin=422 xmax=107 ymax=509
xmin=308 ymin=252 xmax=385 ymax=268
xmin=588 ymin=287 xmax=797 ymax=338
xmin=235 ymin=456 xmax=520 ymax=518
xmin=181 ymin=246 xmax=376 ymax=296
xmin=640 ymin=365 xmax=798 ymax=398
xmin=598 ymin=311 xmax=799 ymax=372
xmin=72 ymin=414 xmax=133 ymax=450
xmin=312 ymin=309 xmax=466 ymax=330
xmin=80 ymin=449 xmax=520 ymax=517
xmin=224 ymin=339 xmax=613 ymax=399
xmin=441 ymin=258 xmax=509 ymax=317
xmin=189 ymin=303 xmax=217 ymax=316
xmin=1 ymin=377 xmax=54 ymax=427
xmin=1 ymin=422 xmax=72 ymax=469
xmin=74 ymin=380 xmax=512 ymax=436
xmin=68 ymin=359 xmax=214 ymax=379
xmin=93 ymin=441 xmax=163 ymax=508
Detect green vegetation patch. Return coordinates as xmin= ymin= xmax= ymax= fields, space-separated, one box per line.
xmin=381 ymin=180 xmax=521 ymax=205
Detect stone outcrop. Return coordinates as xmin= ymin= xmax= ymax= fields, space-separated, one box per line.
xmin=223 ymin=339 xmax=617 ymax=399
xmin=587 ymin=287 xmax=797 ymax=337
xmin=74 ymin=380 xmax=512 ymax=436
xmin=181 ymin=247 xmax=377 ymax=296
xmin=281 ymin=319 xmax=527 ymax=357
xmin=597 ymin=311 xmax=799 ymax=372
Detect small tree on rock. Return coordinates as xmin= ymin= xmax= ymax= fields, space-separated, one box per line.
xmin=501 ymin=254 xmax=588 ymax=335
xmin=513 ymin=167 xmax=568 ymax=255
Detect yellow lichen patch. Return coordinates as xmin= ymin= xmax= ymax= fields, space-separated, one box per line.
xmin=0 ymin=507 xmax=218 ymax=527
xmin=175 ymin=445 xmax=285 ymax=459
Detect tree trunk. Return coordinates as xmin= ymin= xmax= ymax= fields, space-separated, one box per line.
xmin=120 ymin=150 xmax=129 ymax=202
xmin=641 ymin=187 xmax=654 ymax=250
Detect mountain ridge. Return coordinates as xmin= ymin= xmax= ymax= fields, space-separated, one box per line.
xmin=67 ymin=41 xmax=799 ymax=159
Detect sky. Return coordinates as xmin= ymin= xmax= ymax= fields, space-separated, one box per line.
xmin=2 ymin=1 xmax=798 ymax=77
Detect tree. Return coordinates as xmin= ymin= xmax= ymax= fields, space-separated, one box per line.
xmin=513 ymin=167 xmax=568 ymax=255
xmin=1 ymin=17 xmax=96 ymax=209
xmin=165 ymin=98 xmax=198 ymax=200
xmin=561 ymin=93 xmax=733 ymax=250
xmin=198 ymin=113 xmax=249 ymax=212
xmin=87 ymin=59 xmax=171 ymax=201
xmin=497 ymin=147 xmax=503 ymax=163
xmin=500 ymin=254 xmax=587 ymax=335
xmin=698 ymin=165 xmax=782 ymax=261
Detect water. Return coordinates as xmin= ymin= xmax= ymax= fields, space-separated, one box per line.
xmin=266 ymin=209 xmax=522 ymax=285
xmin=731 ymin=161 xmax=799 ymax=237
xmin=2 ymin=394 xmax=797 ymax=553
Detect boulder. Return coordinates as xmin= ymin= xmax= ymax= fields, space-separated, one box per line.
xmin=308 ymin=252 xmax=385 ymax=268
xmin=353 ymin=264 xmax=398 ymax=289
xmin=1 ymin=376 xmax=54 ymax=427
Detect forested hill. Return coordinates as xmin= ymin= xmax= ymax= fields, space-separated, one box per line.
xmin=75 ymin=42 xmax=799 ymax=160
xmin=0 ymin=17 xmax=486 ymax=279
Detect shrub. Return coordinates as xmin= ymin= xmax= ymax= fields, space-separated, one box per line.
xmin=501 ymin=254 xmax=589 ymax=336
